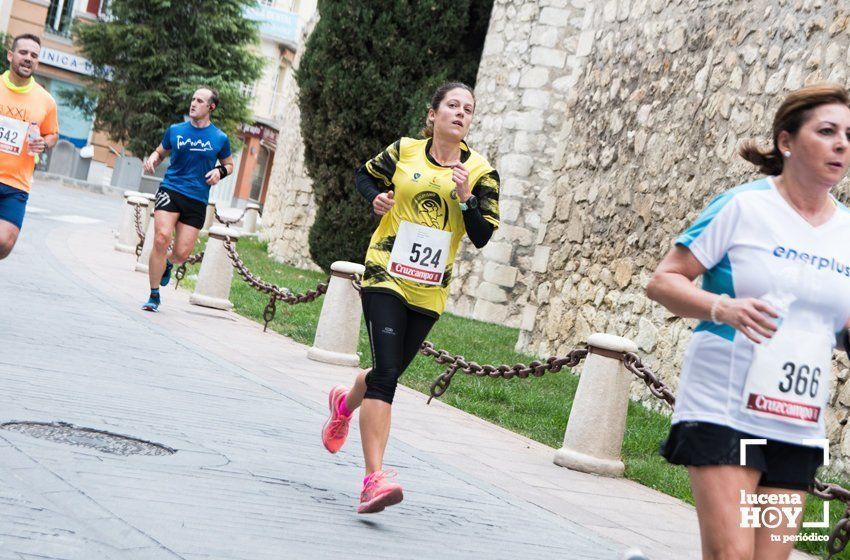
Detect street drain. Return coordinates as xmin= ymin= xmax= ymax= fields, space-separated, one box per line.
xmin=0 ymin=421 xmax=176 ymax=456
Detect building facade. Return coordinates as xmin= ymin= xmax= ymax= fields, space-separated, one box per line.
xmin=2 ymin=0 xmax=118 ymax=183
xmin=213 ymin=0 xmax=316 ymax=209
xmin=2 ymin=0 xmax=316 ymax=196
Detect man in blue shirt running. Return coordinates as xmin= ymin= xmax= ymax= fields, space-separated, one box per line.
xmin=141 ymin=87 xmax=234 ymax=311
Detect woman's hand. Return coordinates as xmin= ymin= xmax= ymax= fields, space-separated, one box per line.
xmin=714 ymin=296 xmax=779 ymax=344
xmin=451 ymin=163 xmax=471 ymax=202
xmin=373 ymin=190 xmax=395 ymax=215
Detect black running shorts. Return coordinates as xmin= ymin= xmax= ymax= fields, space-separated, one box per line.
xmin=661 ymin=421 xmax=824 ymax=491
xmin=154 ymin=187 xmax=206 ymax=229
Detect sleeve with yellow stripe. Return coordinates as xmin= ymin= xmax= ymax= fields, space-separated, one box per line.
xmin=365 ymin=139 xmax=402 ymax=187
xmin=473 ymin=170 xmax=500 ymax=229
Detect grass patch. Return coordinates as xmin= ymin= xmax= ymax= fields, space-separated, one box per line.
xmin=180 ymin=237 xmax=850 ymax=558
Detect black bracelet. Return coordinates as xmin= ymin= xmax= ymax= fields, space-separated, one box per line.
xmin=216 ymin=164 xmax=229 ymax=179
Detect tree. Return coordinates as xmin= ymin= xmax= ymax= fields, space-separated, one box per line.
xmin=299 ymin=1 xmax=493 ymax=271
xmin=0 ymin=33 xmax=10 ymax=74
xmin=69 ymin=0 xmax=264 ymax=156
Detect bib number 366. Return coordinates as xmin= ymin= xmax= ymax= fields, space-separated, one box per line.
xmin=777 ymin=361 xmax=820 ymax=399
xmin=741 ymin=327 xmax=832 ymax=426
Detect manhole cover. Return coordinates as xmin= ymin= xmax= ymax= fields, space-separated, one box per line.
xmin=0 ymin=421 xmax=176 ymax=456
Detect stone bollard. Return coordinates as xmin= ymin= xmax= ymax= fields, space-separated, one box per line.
xmin=308 ymin=261 xmax=366 ymax=367
xmin=142 ymin=192 xmax=156 ymax=230
xmin=134 ymin=209 xmax=158 ymax=274
xmin=189 ymin=225 xmax=241 ymax=310
xmin=201 ymin=201 xmax=216 ymax=234
xmin=242 ymin=202 xmax=261 ymax=235
xmin=553 ymin=333 xmax=638 ymax=477
xmin=115 ymin=195 xmax=148 ymax=253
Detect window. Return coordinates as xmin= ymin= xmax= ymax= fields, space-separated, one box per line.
xmin=83 ymin=0 xmax=111 ymax=19
xmin=240 ymin=83 xmax=256 ymax=99
xmin=249 ymin=146 xmax=270 ymax=201
xmin=46 ymin=0 xmax=75 ymax=37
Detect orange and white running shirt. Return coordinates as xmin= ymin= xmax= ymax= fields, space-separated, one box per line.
xmin=0 ymin=71 xmax=59 ymax=192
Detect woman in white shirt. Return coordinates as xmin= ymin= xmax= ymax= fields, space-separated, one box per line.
xmin=647 ymin=84 xmax=850 ymax=559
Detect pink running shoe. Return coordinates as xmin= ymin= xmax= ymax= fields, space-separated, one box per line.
xmin=357 ymin=469 xmax=404 ymax=514
xmin=322 ymin=385 xmax=351 ymax=453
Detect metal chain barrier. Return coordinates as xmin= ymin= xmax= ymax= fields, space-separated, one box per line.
xmin=132 ymin=204 xmax=145 ymax=257
xmin=221 ymin=235 xmax=328 ymax=331
xmin=418 ymin=340 xmax=588 ymax=404
xmin=214 ymin=207 xmax=248 ymax=227
xmin=173 ymin=251 xmax=205 ymax=288
xmin=419 ymin=340 xmax=850 ymax=556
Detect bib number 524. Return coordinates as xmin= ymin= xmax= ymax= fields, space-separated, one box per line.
xmin=410 ymin=242 xmax=442 ymax=269
xmin=778 ymin=361 xmax=820 ymax=398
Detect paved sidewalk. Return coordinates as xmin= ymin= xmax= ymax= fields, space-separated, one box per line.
xmin=0 ymin=183 xmax=815 ymax=559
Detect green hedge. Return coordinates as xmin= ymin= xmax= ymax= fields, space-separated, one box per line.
xmin=298 ymin=1 xmax=493 ymax=271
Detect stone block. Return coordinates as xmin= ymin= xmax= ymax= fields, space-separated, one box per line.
xmin=634 ymin=317 xmax=658 ymax=352
xmin=504 ymin=110 xmax=545 ymax=131
xmin=531 ymin=25 xmax=560 ymax=48
xmin=521 ymin=304 xmax=539 ymax=332
xmin=530 ymin=47 xmax=567 ymax=68
xmin=473 ymin=298 xmax=510 ymax=324
xmin=500 ymin=154 xmax=535 ymax=178
xmin=501 ymin=177 xmax=531 ymax=197
xmin=532 ymin=246 xmax=551 ymax=273
xmin=520 ymin=67 xmax=551 ymax=88
xmin=576 ymin=30 xmax=594 ymax=57
xmin=499 ymin=224 xmax=534 ymax=246
xmin=539 ymin=7 xmax=570 ymax=24
xmin=483 ymin=241 xmax=513 ymax=264
xmin=522 ymin=89 xmax=551 ymax=109
xmin=484 ymin=264 xmax=519 ymax=288
xmin=501 ymin=199 xmax=522 ymax=222
xmin=477 ymin=281 xmax=508 ymax=303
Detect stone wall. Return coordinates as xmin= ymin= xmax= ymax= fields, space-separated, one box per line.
xmin=448 ymin=0 xmax=593 ymax=327
xmin=501 ymin=0 xmax=850 ymax=466
xmin=259 ymin=16 xmax=321 ymax=271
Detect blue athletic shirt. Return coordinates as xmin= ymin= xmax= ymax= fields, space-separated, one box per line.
xmin=160 ymin=121 xmax=232 ymax=203
xmin=673 ymin=177 xmax=850 ymax=445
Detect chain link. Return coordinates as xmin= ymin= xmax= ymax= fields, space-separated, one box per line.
xmin=221 ymin=236 xmax=328 ymax=331
xmin=621 ymin=352 xmax=676 ymax=408
xmin=418 ymin=340 xmax=588 ymax=404
xmin=132 ymin=204 xmax=145 ymax=257
xmin=173 ymin=251 xmax=205 ymax=288
xmin=214 ymin=208 xmax=248 ymax=227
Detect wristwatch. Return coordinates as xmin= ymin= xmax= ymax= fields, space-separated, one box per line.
xmin=459 ymin=195 xmax=478 ymax=212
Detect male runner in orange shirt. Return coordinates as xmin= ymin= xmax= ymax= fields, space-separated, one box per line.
xmin=0 ymin=33 xmax=59 ymax=259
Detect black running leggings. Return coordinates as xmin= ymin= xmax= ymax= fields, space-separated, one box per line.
xmin=362 ymin=291 xmax=437 ymax=404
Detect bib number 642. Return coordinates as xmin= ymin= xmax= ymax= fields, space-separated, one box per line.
xmin=778 ymin=361 xmax=820 ymax=398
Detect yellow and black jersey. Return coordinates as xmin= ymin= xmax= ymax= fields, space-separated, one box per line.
xmin=361 ymin=136 xmax=500 ymax=317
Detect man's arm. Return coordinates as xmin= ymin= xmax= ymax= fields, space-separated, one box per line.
xmin=43 ymin=133 xmax=58 ymax=149
xmin=144 ymin=144 xmax=170 ymax=174
xmin=205 ymin=155 xmax=234 ymax=186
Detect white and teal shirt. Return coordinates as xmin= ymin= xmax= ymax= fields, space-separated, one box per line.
xmin=674 ymin=176 xmax=850 ymax=445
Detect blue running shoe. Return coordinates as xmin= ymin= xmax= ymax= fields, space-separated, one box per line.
xmin=160 ymin=260 xmax=174 ymax=287
xmin=142 ymin=292 xmax=161 ymax=312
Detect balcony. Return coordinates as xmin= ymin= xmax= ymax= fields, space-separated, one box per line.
xmin=244 ymin=5 xmax=299 ymax=47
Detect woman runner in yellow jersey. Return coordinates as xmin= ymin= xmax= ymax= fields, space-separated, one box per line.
xmin=321 ymin=82 xmax=500 ymax=513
